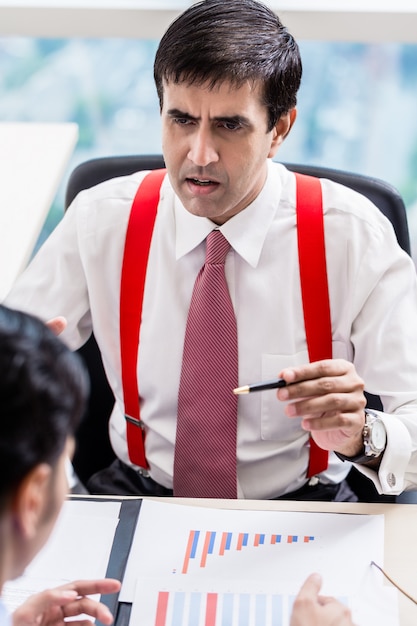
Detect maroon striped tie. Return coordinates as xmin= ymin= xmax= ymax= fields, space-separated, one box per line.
xmin=174 ymin=230 xmax=238 ymax=498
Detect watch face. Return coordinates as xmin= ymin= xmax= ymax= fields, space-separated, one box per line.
xmin=371 ymin=420 xmax=386 ymax=450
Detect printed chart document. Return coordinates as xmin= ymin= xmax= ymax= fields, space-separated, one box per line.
xmin=121 ymin=499 xmax=398 ymax=626
xmin=3 ymin=499 xmax=121 ymax=614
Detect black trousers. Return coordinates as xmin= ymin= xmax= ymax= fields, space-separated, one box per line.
xmin=87 ymin=459 xmax=358 ymax=502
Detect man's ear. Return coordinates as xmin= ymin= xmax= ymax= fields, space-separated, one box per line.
xmin=268 ymin=108 xmax=297 ymax=158
xmin=12 ymin=464 xmax=52 ymax=539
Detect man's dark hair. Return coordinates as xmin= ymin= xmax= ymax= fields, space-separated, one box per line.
xmin=0 ymin=305 xmax=88 ymax=508
xmin=154 ymin=0 xmax=302 ymax=132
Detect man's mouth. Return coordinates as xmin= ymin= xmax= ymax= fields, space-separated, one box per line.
xmin=187 ymin=177 xmax=216 ymax=187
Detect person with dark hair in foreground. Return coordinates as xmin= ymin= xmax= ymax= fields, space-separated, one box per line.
xmin=5 ymin=0 xmax=417 ymax=505
xmin=0 ymin=305 xmax=120 ymax=625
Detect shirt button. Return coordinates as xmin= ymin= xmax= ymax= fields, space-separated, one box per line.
xmin=387 ymin=472 xmax=396 ymax=487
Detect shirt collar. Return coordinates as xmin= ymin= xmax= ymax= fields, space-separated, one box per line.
xmin=174 ymin=160 xmax=282 ymax=267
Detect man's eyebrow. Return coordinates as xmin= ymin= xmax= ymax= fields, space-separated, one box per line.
xmin=213 ymin=114 xmax=252 ymax=127
xmin=166 ymin=109 xmax=252 ymax=127
xmin=167 ymin=108 xmax=197 ymax=120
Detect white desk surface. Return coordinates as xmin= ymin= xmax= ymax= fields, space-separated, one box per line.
xmin=0 ymin=122 xmax=78 ymax=300
xmin=1 ymin=1 xmax=417 ymax=42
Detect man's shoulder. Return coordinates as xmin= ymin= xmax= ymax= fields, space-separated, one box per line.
xmin=66 ymin=169 xmax=174 ymax=237
xmin=275 ymin=161 xmax=385 ymax=218
xmin=271 ymin=161 xmax=399 ymax=248
xmin=71 ymin=169 xmax=169 ymax=208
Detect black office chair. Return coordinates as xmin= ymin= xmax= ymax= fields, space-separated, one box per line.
xmin=66 ymin=156 xmax=411 ymax=255
xmin=66 ymin=155 xmax=411 ymax=500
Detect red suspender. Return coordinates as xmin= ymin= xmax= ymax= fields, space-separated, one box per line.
xmin=295 ymin=172 xmax=331 ymax=476
xmin=120 ymin=169 xmax=331 ymax=476
xmin=120 ymin=168 xmax=166 ymax=468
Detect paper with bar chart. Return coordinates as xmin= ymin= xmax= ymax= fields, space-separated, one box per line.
xmin=121 ymin=500 xmax=398 ymax=626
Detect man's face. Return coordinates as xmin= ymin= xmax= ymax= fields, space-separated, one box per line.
xmin=161 ymin=79 xmax=289 ymax=224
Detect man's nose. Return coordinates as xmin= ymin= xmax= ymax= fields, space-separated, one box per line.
xmin=187 ymin=127 xmax=219 ymax=166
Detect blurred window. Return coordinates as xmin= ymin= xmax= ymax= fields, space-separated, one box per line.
xmin=1 ymin=38 xmax=417 ymax=259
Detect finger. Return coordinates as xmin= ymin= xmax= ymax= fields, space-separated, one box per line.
xmin=291 ymin=573 xmax=323 ymax=624
xmin=56 ymin=578 xmax=121 ymax=596
xmin=17 ymin=579 xmax=121 ymax=626
xmin=278 ymin=367 xmax=365 ymax=404
xmin=12 ymin=589 xmax=78 ymax=623
xmin=281 ymin=378 xmax=365 ymax=404
xmin=46 ymin=316 xmax=67 ymax=336
xmin=284 ymin=391 xmax=366 ymax=422
xmin=62 ymin=597 xmax=115 ymax=625
xmin=301 ymin=409 xmax=365 ymax=433
xmin=279 ymin=359 xmax=349 ymax=385
xmin=296 ymin=573 xmax=323 ymax=599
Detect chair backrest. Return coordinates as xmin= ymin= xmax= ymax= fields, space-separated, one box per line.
xmin=66 ymin=155 xmax=410 ymax=499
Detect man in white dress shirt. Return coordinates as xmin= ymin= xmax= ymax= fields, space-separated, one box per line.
xmin=0 ymin=305 xmax=120 ymax=626
xmin=5 ymin=0 xmax=417 ymax=502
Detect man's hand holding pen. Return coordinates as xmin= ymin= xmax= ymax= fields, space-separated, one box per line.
xmin=276 ymin=358 xmax=366 ymax=458
xmin=235 ymin=358 xmax=367 ymax=458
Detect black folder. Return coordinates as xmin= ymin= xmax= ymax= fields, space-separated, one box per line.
xmin=71 ymin=496 xmax=142 ymax=626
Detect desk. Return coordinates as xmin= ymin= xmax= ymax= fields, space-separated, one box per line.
xmin=144 ymin=497 xmax=417 ymax=626
xmin=13 ymin=495 xmax=415 ymax=625
xmin=0 ymin=122 xmax=78 ymax=300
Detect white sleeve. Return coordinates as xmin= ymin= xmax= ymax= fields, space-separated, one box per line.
xmin=322 ymin=180 xmax=417 ymax=495
xmin=3 ymin=193 xmax=92 ymax=350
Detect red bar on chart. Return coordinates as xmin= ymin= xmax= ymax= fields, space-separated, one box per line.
xmin=237 ymin=532 xmax=245 ymax=550
xmin=182 ymin=530 xmax=198 ymax=574
xmin=201 ymin=531 xmax=212 ymax=567
xmin=205 ymin=593 xmax=218 ymax=626
xmin=154 ymin=591 xmax=169 ymax=626
xmin=219 ymin=532 xmax=228 ymax=555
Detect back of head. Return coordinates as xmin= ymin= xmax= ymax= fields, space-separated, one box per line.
xmin=154 ymin=0 xmax=302 ymax=131
xmin=0 ymin=305 xmax=88 ymax=509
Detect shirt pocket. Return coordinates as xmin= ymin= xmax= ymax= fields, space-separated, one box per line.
xmin=260 ymin=343 xmax=349 ymax=442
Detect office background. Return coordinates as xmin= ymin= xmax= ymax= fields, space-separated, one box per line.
xmin=1 ymin=10 xmax=417 ymax=263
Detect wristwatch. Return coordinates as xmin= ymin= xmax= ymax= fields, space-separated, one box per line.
xmin=335 ymin=410 xmax=387 ymax=464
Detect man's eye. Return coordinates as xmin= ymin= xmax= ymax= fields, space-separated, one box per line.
xmin=174 ymin=117 xmax=192 ymax=125
xmin=221 ymin=121 xmax=241 ymax=131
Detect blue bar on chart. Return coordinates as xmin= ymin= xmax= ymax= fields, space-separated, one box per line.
xmin=182 ymin=530 xmax=200 ymax=573
xmin=237 ymin=532 xmax=249 ymax=550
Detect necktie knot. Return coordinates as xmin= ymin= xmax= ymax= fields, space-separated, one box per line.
xmin=205 ymin=230 xmax=230 ymax=265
